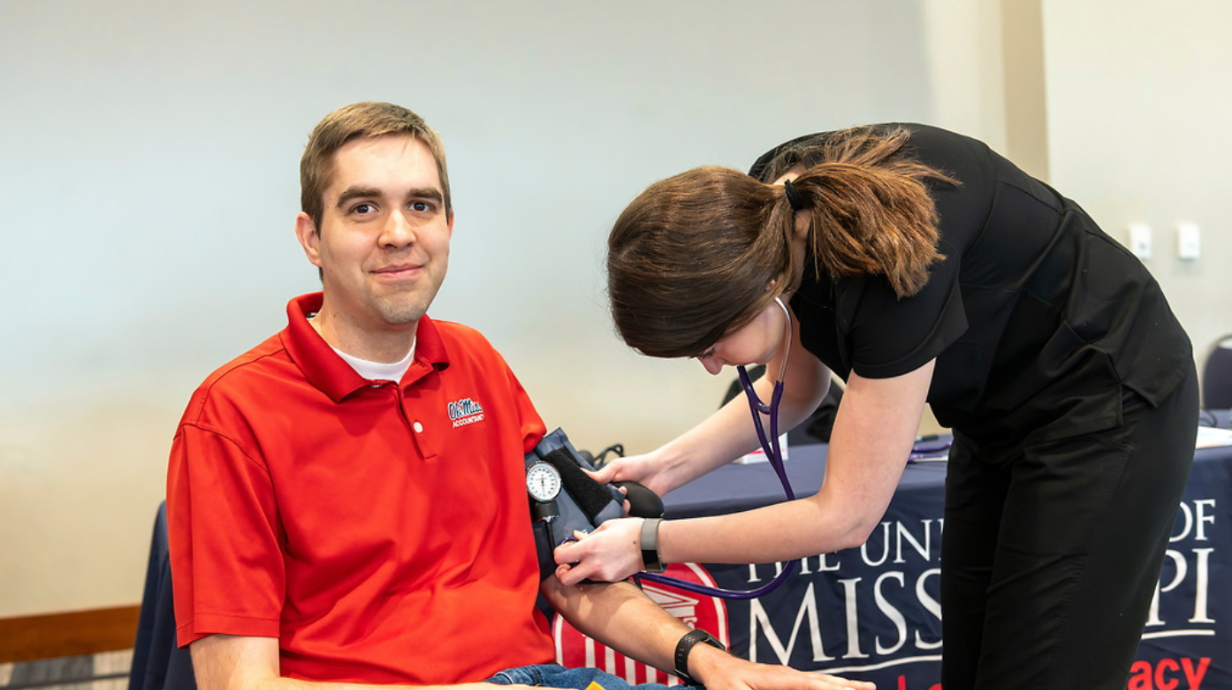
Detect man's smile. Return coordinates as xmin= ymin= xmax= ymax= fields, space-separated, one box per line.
xmin=371 ymin=262 xmax=423 ymax=281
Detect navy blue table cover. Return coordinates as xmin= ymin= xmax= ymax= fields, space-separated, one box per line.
xmin=664 ymin=441 xmax=1232 ymax=689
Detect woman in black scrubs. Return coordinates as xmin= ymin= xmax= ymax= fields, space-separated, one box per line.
xmin=554 ymin=124 xmax=1199 ymax=689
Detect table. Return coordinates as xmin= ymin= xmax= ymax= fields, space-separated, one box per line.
xmin=554 ymin=435 xmax=1232 ymax=688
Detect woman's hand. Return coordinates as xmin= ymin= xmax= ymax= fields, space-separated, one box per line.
xmin=553 ymin=517 xmax=645 ymax=586
xmin=588 ymin=450 xmax=681 ymax=498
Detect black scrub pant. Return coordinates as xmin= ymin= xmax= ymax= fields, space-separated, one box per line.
xmin=940 ymin=368 xmax=1199 ymax=690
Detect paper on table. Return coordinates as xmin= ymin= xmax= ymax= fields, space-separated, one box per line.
xmin=1196 ymin=426 xmax=1232 ymax=449
xmin=733 ymin=434 xmax=790 ymax=464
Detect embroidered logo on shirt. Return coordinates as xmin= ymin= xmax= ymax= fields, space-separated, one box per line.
xmin=447 ymin=397 xmax=486 ymax=428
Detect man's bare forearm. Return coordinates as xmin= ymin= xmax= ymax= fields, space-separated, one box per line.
xmin=539 ymin=577 xmax=689 ymax=676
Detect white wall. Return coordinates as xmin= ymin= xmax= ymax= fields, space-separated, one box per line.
xmin=18 ymin=0 xmax=1219 ymax=621
xmin=1042 ymin=0 xmax=1232 ymax=371
xmin=2 ymin=0 xmax=992 ymax=617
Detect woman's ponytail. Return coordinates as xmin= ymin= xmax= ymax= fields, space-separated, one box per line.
xmin=779 ymin=127 xmax=956 ymax=298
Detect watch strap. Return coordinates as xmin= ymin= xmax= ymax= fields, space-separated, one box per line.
xmin=640 ymin=517 xmax=665 ymax=573
xmin=673 ymin=628 xmax=725 ymax=686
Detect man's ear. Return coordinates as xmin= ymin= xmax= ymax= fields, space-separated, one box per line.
xmin=295 ymin=213 xmax=323 ymax=268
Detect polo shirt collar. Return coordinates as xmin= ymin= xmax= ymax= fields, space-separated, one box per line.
xmin=280 ymin=292 xmax=451 ymax=403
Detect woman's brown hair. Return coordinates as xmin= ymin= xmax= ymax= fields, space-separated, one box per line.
xmin=606 ymin=125 xmax=956 ymax=358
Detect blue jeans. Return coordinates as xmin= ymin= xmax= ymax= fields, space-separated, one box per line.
xmin=487 ymin=664 xmax=699 ymax=689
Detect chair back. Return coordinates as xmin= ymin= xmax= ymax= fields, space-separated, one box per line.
xmin=129 ymin=502 xmax=197 ymax=690
xmin=1203 ymin=335 xmax=1232 ymax=410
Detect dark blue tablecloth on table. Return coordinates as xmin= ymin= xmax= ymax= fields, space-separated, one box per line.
xmin=655 ymin=438 xmax=1232 ymax=689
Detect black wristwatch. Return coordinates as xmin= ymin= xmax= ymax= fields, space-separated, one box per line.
xmin=674 ymin=628 xmax=726 ymax=686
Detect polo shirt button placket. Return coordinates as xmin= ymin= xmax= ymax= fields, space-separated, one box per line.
xmin=386 ymin=384 xmax=414 ymax=433
xmin=393 ymin=385 xmax=433 ymax=458
xmin=408 ymin=418 xmax=434 ymax=459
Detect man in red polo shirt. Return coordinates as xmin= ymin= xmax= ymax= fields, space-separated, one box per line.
xmin=167 ymin=102 xmax=869 ymax=690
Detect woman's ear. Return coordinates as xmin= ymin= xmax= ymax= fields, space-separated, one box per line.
xmin=793 ymin=211 xmax=812 ymax=239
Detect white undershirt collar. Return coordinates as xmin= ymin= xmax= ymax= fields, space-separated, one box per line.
xmin=307 ymin=311 xmax=417 ymax=382
xmin=332 ymin=338 xmax=416 ymax=382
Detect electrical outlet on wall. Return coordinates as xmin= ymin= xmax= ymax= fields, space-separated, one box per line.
xmin=1128 ymin=224 xmax=1152 ymax=259
xmin=1177 ymin=223 xmax=1201 ymax=260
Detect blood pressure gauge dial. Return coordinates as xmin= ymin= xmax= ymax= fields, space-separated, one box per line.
xmin=526 ymin=461 xmax=562 ymax=501
xmin=527 ymin=461 xmax=563 ymax=523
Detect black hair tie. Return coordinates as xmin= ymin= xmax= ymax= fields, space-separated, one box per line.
xmin=783 ymin=179 xmax=805 ymax=212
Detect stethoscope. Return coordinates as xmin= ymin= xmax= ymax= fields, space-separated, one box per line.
xmin=632 ymin=297 xmax=799 ymax=600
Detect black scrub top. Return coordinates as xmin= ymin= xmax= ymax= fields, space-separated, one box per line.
xmin=750 ymin=124 xmax=1191 ymax=449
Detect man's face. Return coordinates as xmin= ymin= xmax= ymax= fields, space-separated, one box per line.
xmin=297 ymin=135 xmax=453 ymax=335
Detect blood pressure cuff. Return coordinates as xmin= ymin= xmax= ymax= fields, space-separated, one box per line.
xmin=525 ymin=428 xmax=625 ymax=580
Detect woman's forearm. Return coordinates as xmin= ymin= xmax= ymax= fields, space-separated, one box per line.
xmin=655 ymin=343 xmax=831 ymax=491
xmin=658 ymin=362 xmax=932 ymax=565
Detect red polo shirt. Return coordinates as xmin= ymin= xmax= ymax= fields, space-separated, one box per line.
xmin=167 ymin=293 xmax=553 ymax=683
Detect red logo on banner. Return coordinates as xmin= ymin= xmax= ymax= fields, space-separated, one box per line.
xmin=554 ymin=563 xmax=729 ymax=684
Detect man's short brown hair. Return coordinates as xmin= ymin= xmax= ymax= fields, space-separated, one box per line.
xmin=300 ymin=102 xmax=452 ymax=231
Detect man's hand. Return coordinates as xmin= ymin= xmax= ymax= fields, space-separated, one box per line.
xmin=689 ymin=643 xmax=876 ymax=690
